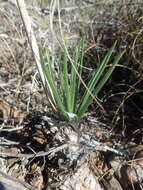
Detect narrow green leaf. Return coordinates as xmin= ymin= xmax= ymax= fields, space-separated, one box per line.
xmin=76 ymin=39 xmax=84 ymax=92
xmin=62 ymin=52 xmax=71 ymax=112
xmin=41 ymin=51 xmax=70 ymax=121
xmin=78 ymin=50 xmax=125 ymax=119
xmin=86 ymin=41 xmax=117 ymax=91
xmin=77 ymin=41 xmax=117 ymax=116
xmin=94 ymin=50 xmax=126 ymax=95
xmin=70 ymin=45 xmax=79 ymax=112
xmin=75 ymin=39 xmax=85 ymax=112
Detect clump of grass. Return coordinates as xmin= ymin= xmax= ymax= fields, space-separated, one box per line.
xmin=40 ymin=40 xmax=125 ymax=122
xmin=17 ymin=0 xmax=125 ymax=122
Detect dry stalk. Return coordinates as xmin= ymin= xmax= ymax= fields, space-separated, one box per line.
xmin=16 ymin=0 xmax=57 ymax=112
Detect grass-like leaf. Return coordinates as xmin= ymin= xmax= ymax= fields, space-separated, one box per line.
xmin=77 ymin=41 xmax=117 ymax=118
xmin=77 ymin=48 xmax=126 ymax=119
xmin=40 ymin=41 xmax=125 ymax=122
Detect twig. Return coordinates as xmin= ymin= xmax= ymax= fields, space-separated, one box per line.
xmin=53 ymin=19 xmax=120 ymax=26
xmin=0 ymin=142 xmax=19 ymax=146
xmin=0 ymin=144 xmax=70 ymax=158
xmin=0 ymin=137 xmax=126 ymax=159
xmin=83 ymin=1 xmax=143 ymax=6
xmin=0 ymin=125 xmax=25 ymax=132
xmin=80 ymin=132 xmax=125 ymax=156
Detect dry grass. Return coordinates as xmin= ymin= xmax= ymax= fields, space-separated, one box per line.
xmin=0 ymin=0 xmax=143 ymax=189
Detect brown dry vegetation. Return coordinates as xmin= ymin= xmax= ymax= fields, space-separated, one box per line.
xmin=0 ymin=0 xmax=143 ymax=190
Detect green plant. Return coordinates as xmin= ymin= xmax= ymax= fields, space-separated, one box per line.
xmin=40 ymin=40 xmax=125 ymax=122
